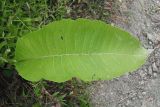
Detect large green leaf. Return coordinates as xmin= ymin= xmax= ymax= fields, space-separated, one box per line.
xmin=15 ymin=19 xmax=148 ymax=82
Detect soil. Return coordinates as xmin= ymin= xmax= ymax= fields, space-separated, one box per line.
xmin=88 ymin=0 xmax=160 ymax=107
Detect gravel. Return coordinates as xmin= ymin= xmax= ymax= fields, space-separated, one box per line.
xmin=88 ymin=0 xmax=160 ymax=107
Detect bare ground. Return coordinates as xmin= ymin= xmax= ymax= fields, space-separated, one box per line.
xmin=88 ymin=0 xmax=160 ymax=107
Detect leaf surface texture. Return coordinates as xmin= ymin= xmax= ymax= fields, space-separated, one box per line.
xmin=15 ymin=19 xmax=148 ymax=82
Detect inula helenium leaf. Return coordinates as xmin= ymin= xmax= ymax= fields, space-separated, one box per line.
xmin=15 ymin=19 xmax=148 ymax=82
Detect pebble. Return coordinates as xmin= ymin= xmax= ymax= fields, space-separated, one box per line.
xmin=139 ymin=81 xmax=145 ymax=85
xmin=147 ymin=33 xmax=155 ymax=42
xmin=152 ymin=63 xmax=158 ymax=72
xmin=149 ymin=41 xmax=153 ymax=45
xmin=148 ymin=66 xmax=153 ymax=75
xmin=153 ymin=72 xmax=157 ymax=77
xmin=142 ymin=91 xmax=146 ymax=95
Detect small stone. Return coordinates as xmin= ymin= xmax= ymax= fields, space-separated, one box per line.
xmin=152 ymin=63 xmax=158 ymax=72
xmin=147 ymin=33 xmax=155 ymax=42
xmin=139 ymin=81 xmax=144 ymax=85
xmin=153 ymin=72 xmax=157 ymax=77
xmin=147 ymin=97 xmax=154 ymax=102
xmin=142 ymin=91 xmax=146 ymax=95
xmin=148 ymin=66 xmax=153 ymax=75
xmin=156 ymin=0 xmax=160 ymax=4
xmin=149 ymin=41 xmax=153 ymax=45
xmin=148 ymin=49 xmax=154 ymax=54
xmin=139 ymin=70 xmax=146 ymax=78
xmin=126 ymin=100 xmax=131 ymax=105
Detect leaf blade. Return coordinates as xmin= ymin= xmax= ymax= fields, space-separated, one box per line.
xmin=15 ymin=19 xmax=148 ymax=82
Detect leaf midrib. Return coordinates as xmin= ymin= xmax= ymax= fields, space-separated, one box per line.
xmin=17 ymin=52 xmax=146 ymax=62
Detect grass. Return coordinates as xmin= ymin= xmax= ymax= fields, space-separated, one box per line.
xmin=0 ymin=0 xmax=112 ymax=106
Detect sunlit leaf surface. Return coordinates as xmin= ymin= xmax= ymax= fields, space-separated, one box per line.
xmin=15 ymin=19 xmax=148 ymax=82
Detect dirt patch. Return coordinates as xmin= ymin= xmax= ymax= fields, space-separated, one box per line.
xmin=88 ymin=0 xmax=160 ymax=107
